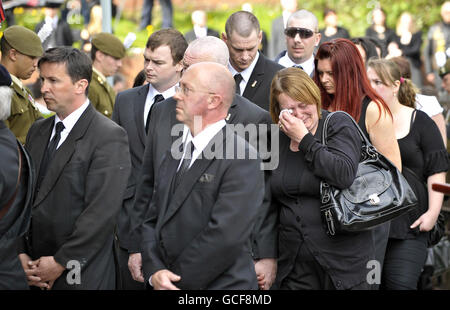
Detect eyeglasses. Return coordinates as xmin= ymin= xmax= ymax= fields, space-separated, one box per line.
xmin=175 ymin=85 xmax=215 ymax=96
xmin=284 ymin=27 xmax=317 ymax=39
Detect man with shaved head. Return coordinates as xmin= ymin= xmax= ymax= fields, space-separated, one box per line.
xmin=222 ymin=11 xmax=283 ymax=111
xmin=128 ymin=36 xmax=278 ymax=290
xmin=140 ymin=62 xmax=264 ymax=289
xmin=275 ymin=9 xmax=321 ymax=76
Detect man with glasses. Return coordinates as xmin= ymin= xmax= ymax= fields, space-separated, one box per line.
xmin=275 ymin=10 xmax=321 ymax=77
xmin=112 ymin=29 xmax=187 ymax=290
xmin=140 ymin=61 xmax=264 ymax=290
xmin=129 ymin=36 xmax=278 ymax=290
xmin=222 ymin=11 xmax=283 ymax=111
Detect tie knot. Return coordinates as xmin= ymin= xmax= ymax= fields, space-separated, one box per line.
xmin=55 ymin=121 xmax=65 ymax=134
xmin=183 ymin=141 xmax=194 ymax=160
xmin=293 ymin=64 xmax=304 ymax=70
xmin=153 ymin=94 xmax=165 ymax=104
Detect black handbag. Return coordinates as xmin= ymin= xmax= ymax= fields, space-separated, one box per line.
xmin=320 ymin=111 xmax=418 ymax=236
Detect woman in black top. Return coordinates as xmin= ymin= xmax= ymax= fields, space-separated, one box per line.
xmin=270 ymin=67 xmax=376 ymax=290
xmin=367 ymin=58 xmax=449 ymax=289
xmin=365 ymin=7 xmax=396 ymax=52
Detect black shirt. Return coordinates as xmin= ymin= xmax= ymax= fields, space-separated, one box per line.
xmin=390 ymin=110 xmax=449 ymax=239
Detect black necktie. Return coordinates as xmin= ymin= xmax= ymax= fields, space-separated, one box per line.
xmin=145 ymin=94 xmax=164 ymax=134
xmin=37 ymin=121 xmax=65 ymax=191
xmin=293 ymin=64 xmax=304 ymax=70
xmin=234 ymin=74 xmax=243 ymax=94
xmin=174 ymin=140 xmax=194 ymax=189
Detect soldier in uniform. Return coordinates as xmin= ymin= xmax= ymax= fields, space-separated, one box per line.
xmin=88 ymin=32 xmax=126 ymax=118
xmin=0 ymin=25 xmax=43 ymax=144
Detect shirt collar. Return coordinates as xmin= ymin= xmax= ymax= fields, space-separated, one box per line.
xmin=182 ymin=119 xmax=227 ymax=155
xmin=228 ymin=51 xmax=260 ymax=83
xmin=93 ymin=67 xmax=107 ymax=81
xmin=10 ymin=74 xmax=23 ymax=90
xmin=147 ymin=83 xmax=177 ymax=101
xmin=54 ymin=99 xmax=90 ymax=133
xmin=279 ymin=53 xmax=315 ymax=76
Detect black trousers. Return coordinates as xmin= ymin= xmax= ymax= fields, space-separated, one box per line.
xmin=381 ymin=233 xmax=428 ymax=290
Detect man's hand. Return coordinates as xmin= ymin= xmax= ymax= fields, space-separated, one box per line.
xmin=254 ymin=258 xmax=277 ymax=290
xmin=128 ymin=253 xmax=144 ymax=282
xmin=33 ymin=256 xmax=65 ymax=289
xmin=18 ymin=253 xmax=49 ymax=289
xmin=151 ymin=269 xmax=181 ymax=290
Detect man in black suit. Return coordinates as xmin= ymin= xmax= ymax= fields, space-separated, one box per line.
xmin=141 ymin=61 xmax=264 ymax=289
xmin=20 ymin=47 xmax=131 ymax=290
xmin=128 ymin=36 xmax=278 ymax=290
xmin=112 ymin=29 xmax=187 ymax=289
xmin=222 ymin=11 xmax=283 ymax=111
xmin=0 ymin=63 xmax=33 ymax=290
xmin=184 ymin=10 xmax=220 ymax=43
xmin=274 ymin=10 xmax=321 ymax=77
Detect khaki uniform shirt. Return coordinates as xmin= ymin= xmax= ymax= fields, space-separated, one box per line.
xmin=88 ymin=69 xmax=115 ymax=118
xmin=6 ymin=76 xmax=42 ymax=144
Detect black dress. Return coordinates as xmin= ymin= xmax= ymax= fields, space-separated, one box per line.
xmin=272 ymin=110 xmax=376 ymax=290
xmin=390 ymin=110 xmax=449 ymax=240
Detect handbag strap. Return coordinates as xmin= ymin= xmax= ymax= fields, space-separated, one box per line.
xmin=322 ymin=111 xmax=378 ymax=161
xmin=0 ymin=141 xmax=23 ymax=220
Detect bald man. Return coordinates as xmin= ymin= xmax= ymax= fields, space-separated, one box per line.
xmin=128 ymin=36 xmax=278 ymax=290
xmin=275 ymin=9 xmax=321 ymax=76
xmin=140 ymin=62 xmax=264 ymax=290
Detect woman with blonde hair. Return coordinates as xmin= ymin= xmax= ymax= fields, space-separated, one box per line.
xmin=271 ymin=67 xmax=375 ymax=289
xmin=367 ymin=58 xmax=448 ymax=289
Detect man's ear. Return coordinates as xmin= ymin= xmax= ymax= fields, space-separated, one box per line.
xmin=75 ymin=79 xmax=89 ymax=95
xmin=8 ymin=48 xmax=18 ymax=62
xmin=221 ymin=32 xmax=227 ymax=43
xmin=208 ymin=94 xmax=223 ymax=110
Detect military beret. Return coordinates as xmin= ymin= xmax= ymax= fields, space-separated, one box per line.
xmin=91 ymin=33 xmax=126 ymax=59
xmin=3 ymin=25 xmax=43 ymax=57
xmin=439 ymin=58 xmax=450 ymax=78
xmin=0 ymin=64 xmax=12 ymax=87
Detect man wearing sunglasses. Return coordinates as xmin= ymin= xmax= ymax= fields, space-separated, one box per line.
xmin=275 ymin=10 xmax=321 ymax=77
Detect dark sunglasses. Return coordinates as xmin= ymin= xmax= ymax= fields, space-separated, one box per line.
xmin=284 ymin=27 xmax=316 ymax=39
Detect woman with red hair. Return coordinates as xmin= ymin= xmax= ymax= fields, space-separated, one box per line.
xmin=313 ymin=38 xmax=402 ymax=287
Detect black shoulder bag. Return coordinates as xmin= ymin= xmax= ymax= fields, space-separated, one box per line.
xmin=320 ymin=111 xmax=418 ymax=236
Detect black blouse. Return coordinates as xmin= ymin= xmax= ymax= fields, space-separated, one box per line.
xmin=271 ymin=110 xmax=376 ymax=289
xmin=389 ymin=110 xmax=449 ymax=239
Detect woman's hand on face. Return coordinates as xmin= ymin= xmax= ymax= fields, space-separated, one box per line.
xmin=279 ymin=110 xmax=309 ymax=146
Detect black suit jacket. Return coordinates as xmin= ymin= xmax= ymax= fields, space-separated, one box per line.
xmin=130 ymin=94 xmax=278 ymax=260
xmin=184 ymin=28 xmax=220 ymax=43
xmin=0 ymin=122 xmax=33 ymax=289
xmin=25 ymin=104 xmax=131 ymax=289
xmin=112 ymin=84 xmax=149 ymax=249
xmin=241 ymin=52 xmax=284 ymax=111
xmin=141 ymin=126 xmax=264 ymax=289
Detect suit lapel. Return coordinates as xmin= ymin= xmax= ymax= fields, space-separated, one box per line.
xmin=242 ymin=52 xmax=265 ymax=101
xmin=33 ymin=104 xmax=95 ymax=207
xmin=133 ymin=84 xmax=150 ymax=146
xmin=33 ymin=116 xmax=55 ymax=183
xmin=161 ymin=126 xmax=230 ymax=225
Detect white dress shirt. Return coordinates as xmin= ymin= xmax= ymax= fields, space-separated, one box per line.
xmin=228 ymin=52 xmax=260 ymax=96
xmin=52 ymin=99 xmax=90 ymax=149
xmin=143 ymin=84 xmax=177 ymax=125
xmin=278 ymin=54 xmax=315 ymax=76
xmin=178 ymin=120 xmax=227 ymax=170
xmin=193 ymin=25 xmax=208 ymax=38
